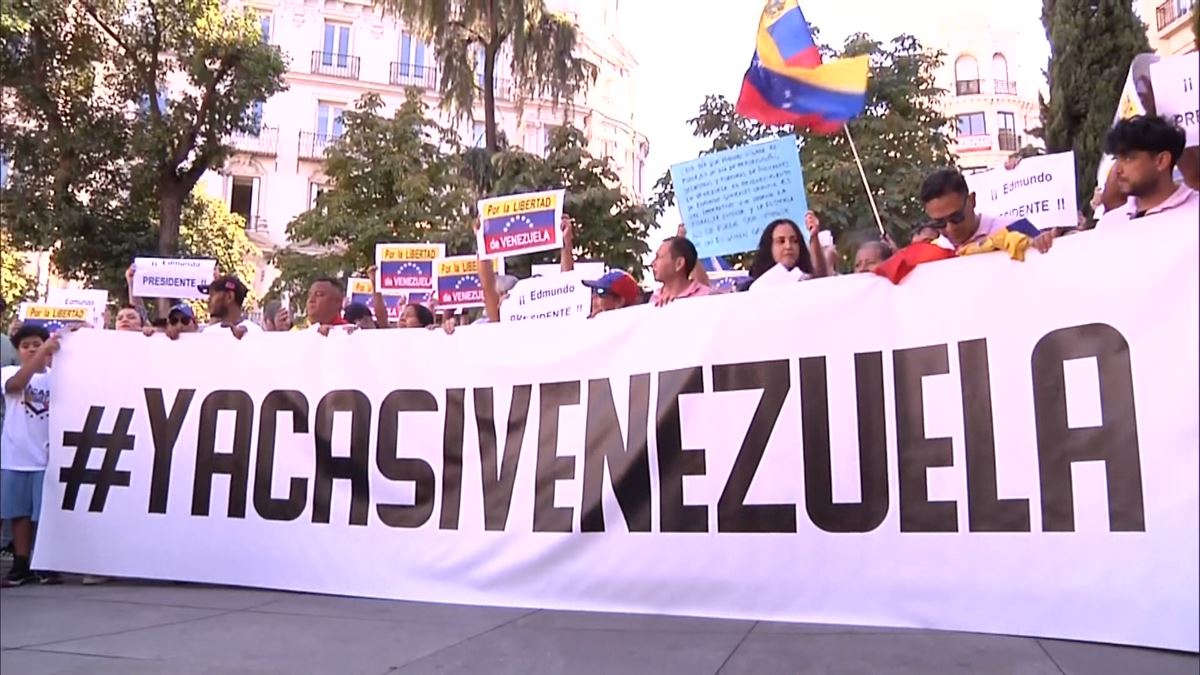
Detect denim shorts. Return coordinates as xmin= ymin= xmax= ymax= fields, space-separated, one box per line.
xmin=0 ymin=469 xmax=45 ymax=521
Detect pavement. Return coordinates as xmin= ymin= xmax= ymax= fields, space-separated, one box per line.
xmin=2 ymin=575 xmax=1197 ymax=675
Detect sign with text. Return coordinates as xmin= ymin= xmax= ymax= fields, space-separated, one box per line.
xmin=46 ymin=288 xmax=108 ymax=329
xmin=375 ymin=244 xmax=444 ymax=295
xmin=36 ymin=211 xmax=1200 ymax=653
xmin=349 ymin=277 xmax=407 ymax=324
xmin=476 ymin=189 xmax=565 ymax=260
xmin=967 ymin=151 xmax=1078 ymax=230
xmin=1151 ymin=52 xmax=1200 ymax=148
xmin=18 ymin=303 xmax=93 ymax=333
xmin=434 ymin=256 xmax=505 ymax=310
xmin=132 ymin=257 xmax=216 ymax=300
xmin=501 ymin=272 xmax=590 ymax=323
xmin=671 ymin=135 xmax=808 ymax=258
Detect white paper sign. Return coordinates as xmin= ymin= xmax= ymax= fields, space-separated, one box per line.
xmin=132 ymin=257 xmax=216 ymax=300
xmin=501 ymin=271 xmax=590 ymax=323
xmin=532 ymin=262 xmax=606 ymax=279
xmin=1150 ymin=52 xmax=1200 ymax=148
xmin=748 ymin=263 xmax=803 ymax=291
xmin=46 ymin=288 xmax=108 ymax=329
xmin=967 ymin=151 xmax=1079 ymax=229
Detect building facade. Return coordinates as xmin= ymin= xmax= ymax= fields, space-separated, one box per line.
xmin=932 ymin=26 xmax=1044 ymax=174
xmin=1142 ymin=0 xmax=1197 ymax=55
xmin=202 ymin=0 xmax=649 ymax=257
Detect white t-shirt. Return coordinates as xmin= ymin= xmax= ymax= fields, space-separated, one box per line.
xmin=1 ymin=365 xmax=52 ymax=471
xmin=202 ymin=320 xmax=263 ymax=335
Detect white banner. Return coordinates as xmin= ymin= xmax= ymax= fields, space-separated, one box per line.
xmin=501 ymin=272 xmax=590 ymax=323
xmin=967 ymin=151 xmax=1079 ymax=229
xmin=532 ymin=262 xmax=606 ymax=279
xmin=46 ymin=288 xmax=108 ymax=329
xmin=1150 ymin=52 xmax=1200 ymax=148
xmin=37 ymin=211 xmax=1199 ymax=653
xmin=132 ymin=257 xmax=216 ymax=300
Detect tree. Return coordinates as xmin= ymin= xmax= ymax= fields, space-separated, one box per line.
xmin=1038 ymin=0 xmax=1150 ymax=209
xmin=1 ymin=230 xmax=36 ymax=325
xmin=655 ymin=33 xmax=954 ymax=261
xmin=269 ymin=92 xmax=475 ymax=305
xmin=379 ymin=0 xmax=595 ymax=151
xmin=180 ymin=193 xmax=262 ymax=309
xmin=0 ymin=0 xmax=286 ymax=294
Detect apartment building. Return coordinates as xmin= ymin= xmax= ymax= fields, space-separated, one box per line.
xmin=201 ymin=0 xmax=649 ymax=254
xmin=1142 ymin=0 xmax=1197 ymax=55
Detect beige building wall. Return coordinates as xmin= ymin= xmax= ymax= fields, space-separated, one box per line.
xmin=1142 ymin=0 xmax=1197 ymax=55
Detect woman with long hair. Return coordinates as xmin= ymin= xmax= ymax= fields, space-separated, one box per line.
xmin=740 ymin=212 xmax=829 ymax=291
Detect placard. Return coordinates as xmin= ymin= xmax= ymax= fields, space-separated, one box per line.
xmin=967 ymin=151 xmax=1078 ymax=230
xmin=709 ymin=271 xmax=750 ymax=294
xmin=501 ymin=271 xmax=590 ymax=323
xmin=46 ymin=288 xmax=108 ymax=329
xmin=132 ymin=257 xmax=216 ymax=300
xmin=17 ymin=303 xmax=93 ymax=333
xmin=375 ymin=244 xmax=444 ymax=296
xmin=433 ymin=256 xmax=505 ymax=310
xmin=671 ymin=135 xmax=809 ymax=258
xmin=1150 ymin=52 xmax=1200 ymax=148
xmin=476 ymin=189 xmax=565 ymax=260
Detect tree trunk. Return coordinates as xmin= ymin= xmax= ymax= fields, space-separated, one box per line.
xmin=483 ymin=0 xmax=499 ymax=152
xmin=156 ymin=180 xmax=185 ymax=315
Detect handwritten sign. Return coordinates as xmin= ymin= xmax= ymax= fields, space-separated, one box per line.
xmin=434 ymin=256 xmax=505 ymax=310
xmin=132 ymin=257 xmax=216 ymax=300
xmin=966 ymin=151 xmax=1078 ymax=230
xmin=501 ymin=272 xmax=590 ymax=323
xmin=709 ymin=271 xmax=750 ymax=294
xmin=18 ymin=303 xmax=93 ymax=333
xmin=670 ymin=135 xmax=808 ymax=258
xmin=1151 ymin=52 xmax=1200 ymax=148
xmin=46 ymin=288 xmax=108 ymax=329
xmin=476 ymin=189 xmax=565 ymax=260
xmin=375 ymin=244 xmax=444 ymax=295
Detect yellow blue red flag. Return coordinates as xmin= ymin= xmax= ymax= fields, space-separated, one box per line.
xmin=736 ymin=1 xmax=870 ymax=134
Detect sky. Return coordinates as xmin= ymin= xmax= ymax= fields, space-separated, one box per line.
xmin=620 ymin=0 xmax=1051 ymax=212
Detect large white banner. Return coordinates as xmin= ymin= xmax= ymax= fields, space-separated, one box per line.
xmin=37 ymin=211 xmax=1199 ymax=652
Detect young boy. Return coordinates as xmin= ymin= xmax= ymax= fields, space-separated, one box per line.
xmin=1 ymin=324 xmax=61 ymax=587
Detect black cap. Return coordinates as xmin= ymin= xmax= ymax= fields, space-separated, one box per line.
xmin=198 ymin=276 xmax=249 ymax=305
xmin=343 ymin=302 xmax=373 ymax=323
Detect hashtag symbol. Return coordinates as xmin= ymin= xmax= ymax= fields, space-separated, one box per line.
xmin=60 ymin=406 xmax=136 ymax=512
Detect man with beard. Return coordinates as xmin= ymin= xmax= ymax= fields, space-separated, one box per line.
xmin=198 ymin=276 xmax=260 ymax=339
xmin=1097 ymin=115 xmax=1197 ymax=228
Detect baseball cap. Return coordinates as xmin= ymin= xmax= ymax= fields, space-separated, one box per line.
xmin=198 ymin=276 xmax=249 ymax=305
xmin=582 ymin=270 xmax=640 ymax=305
xmin=495 ymin=274 xmax=519 ymax=295
xmin=343 ymin=301 xmax=373 ymax=323
xmin=168 ymin=303 xmax=195 ymax=319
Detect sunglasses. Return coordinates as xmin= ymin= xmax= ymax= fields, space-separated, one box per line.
xmin=931 ymin=202 xmax=970 ymax=227
xmin=169 ymin=315 xmax=193 ymax=326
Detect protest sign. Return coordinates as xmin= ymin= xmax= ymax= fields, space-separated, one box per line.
xmin=501 ymin=271 xmax=590 ymax=323
xmin=375 ymin=244 xmax=444 ymax=295
xmin=709 ymin=271 xmax=750 ymax=294
xmin=967 ymin=151 xmax=1078 ymax=230
xmin=476 ymin=189 xmax=565 ymax=260
xmin=348 ymin=277 xmax=408 ymax=324
xmin=347 ymin=277 xmax=375 ymax=304
xmin=132 ymin=257 xmax=216 ymax=300
xmin=1150 ymin=52 xmax=1199 ymax=148
xmin=531 ymin=262 xmax=606 ymax=279
xmin=407 ymin=291 xmax=432 ymax=307
xmin=38 ymin=210 xmax=1200 ymax=652
xmin=46 ymin=288 xmax=108 ymax=329
xmin=671 ymin=135 xmax=808 ymax=258
xmin=434 ymin=256 xmax=505 ymax=310
xmin=18 ymin=303 xmax=93 ymax=332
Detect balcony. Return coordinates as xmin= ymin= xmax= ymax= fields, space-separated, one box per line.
xmin=993 ymin=80 xmax=1018 ymax=95
xmin=955 ymin=134 xmax=992 ymax=152
xmin=298 ymin=131 xmax=338 ymax=160
xmin=1156 ymin=0 xmax=1193 ymax=31
xmin=228 ymin=126 xmax=279 ymax=156
xmin=389 ymin=62 xmax=438 ymax=88
xmin=998 ymin=130 xmax=1021 ymax=152
xmin=310 ymin=50 xmax=360 ymax=79
xmin=245 ymin=216 xmax=269 ymax=232
xmin=955 ymin=79 xmax=982 ymax=96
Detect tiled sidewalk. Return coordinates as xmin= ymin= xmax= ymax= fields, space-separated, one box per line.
xmin=1 ymin=578 xmax=1196 ymax=675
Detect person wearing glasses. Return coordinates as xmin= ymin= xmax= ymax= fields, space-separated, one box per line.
xmin=143 ymin=303 xmax=201 ymax=339
xmin=919 ymin=168 xmax=1054 ymax=254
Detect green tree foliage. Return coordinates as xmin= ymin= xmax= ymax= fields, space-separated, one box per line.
xmin=180 ymin=193 xmax=262 ymax=310
xmin=378 ymin=0 xmax=595 ymax=151
xmin=1038 ymin=0 xmax=1150 ymax=208
xmin=269 ymin=92 xmax=475 ymax=304
xmin=654 ymin=33 xmax=954 ymax=263
xmin=0 ymin=0 xmax=286 ymax=293
xmin=1 ymin=230 xmax=36 ymax=324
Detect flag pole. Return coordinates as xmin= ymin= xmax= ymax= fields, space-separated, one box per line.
xmin=843 ymin=124 xmax=886 ymax=236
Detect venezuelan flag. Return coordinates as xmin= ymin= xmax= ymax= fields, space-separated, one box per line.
xmin=735 ymin=1 xmax=870 ymax=135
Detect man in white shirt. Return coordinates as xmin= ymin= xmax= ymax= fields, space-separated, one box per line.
xmin=198 ymin=276 xmax=261 ymax=339
xmin=1096 ymin=115 xmax=1198 ymax=228
xmin=919 ymin=168 xmax=1054 ymax=253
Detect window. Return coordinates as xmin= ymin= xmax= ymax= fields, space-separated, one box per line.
xmin=309 ymin=182 xmax=330 ymax=209
xmin=229 ymin=176 xmax=260 ymax=228
xmin=322 ymin=22 xmax=351 ymax=66
xmin=998 ymin=112 xmax=1019 ymax=151
xmin=956 ymin=112 xmax=987 ymax=137
xmin=259 ymin=13 xmax=272 ymax=44
xmin=954 ymin=55 xmax=980 ymax=95
xmin=998 ymin=112 xmax=1016 ymax=132
xmin=992 ymin=53 xmax=1009 ymax=81
xmin=474 ymin=45 xmax=485 ymax=87
xmin=138 ymin=91 xmax=169 ymax=117
xmin=398 ymin=31 xmax=427 ymax=77
xmin=242 ymin=101 xmax=265 ymax=135
xmin=0 ymin=153 xmax=9 ymax=188
xmin=317 ymin=102 xmax=345 ymax=139
xmin=471 ymin=122 xmax=486 ymax=148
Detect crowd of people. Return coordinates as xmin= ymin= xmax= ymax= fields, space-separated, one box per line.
xmin=0 ymin=114 xmax=1196 ymax=587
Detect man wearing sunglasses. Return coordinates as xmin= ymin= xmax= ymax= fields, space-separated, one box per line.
xmin=162 ymin=303 xmax=200 ymax=340
xmin=919 ymin=169 xmax=1053 ymax=254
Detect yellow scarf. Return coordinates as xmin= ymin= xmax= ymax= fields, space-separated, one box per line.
xmin=956 ymin=229 xmax=1032 ymax=262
